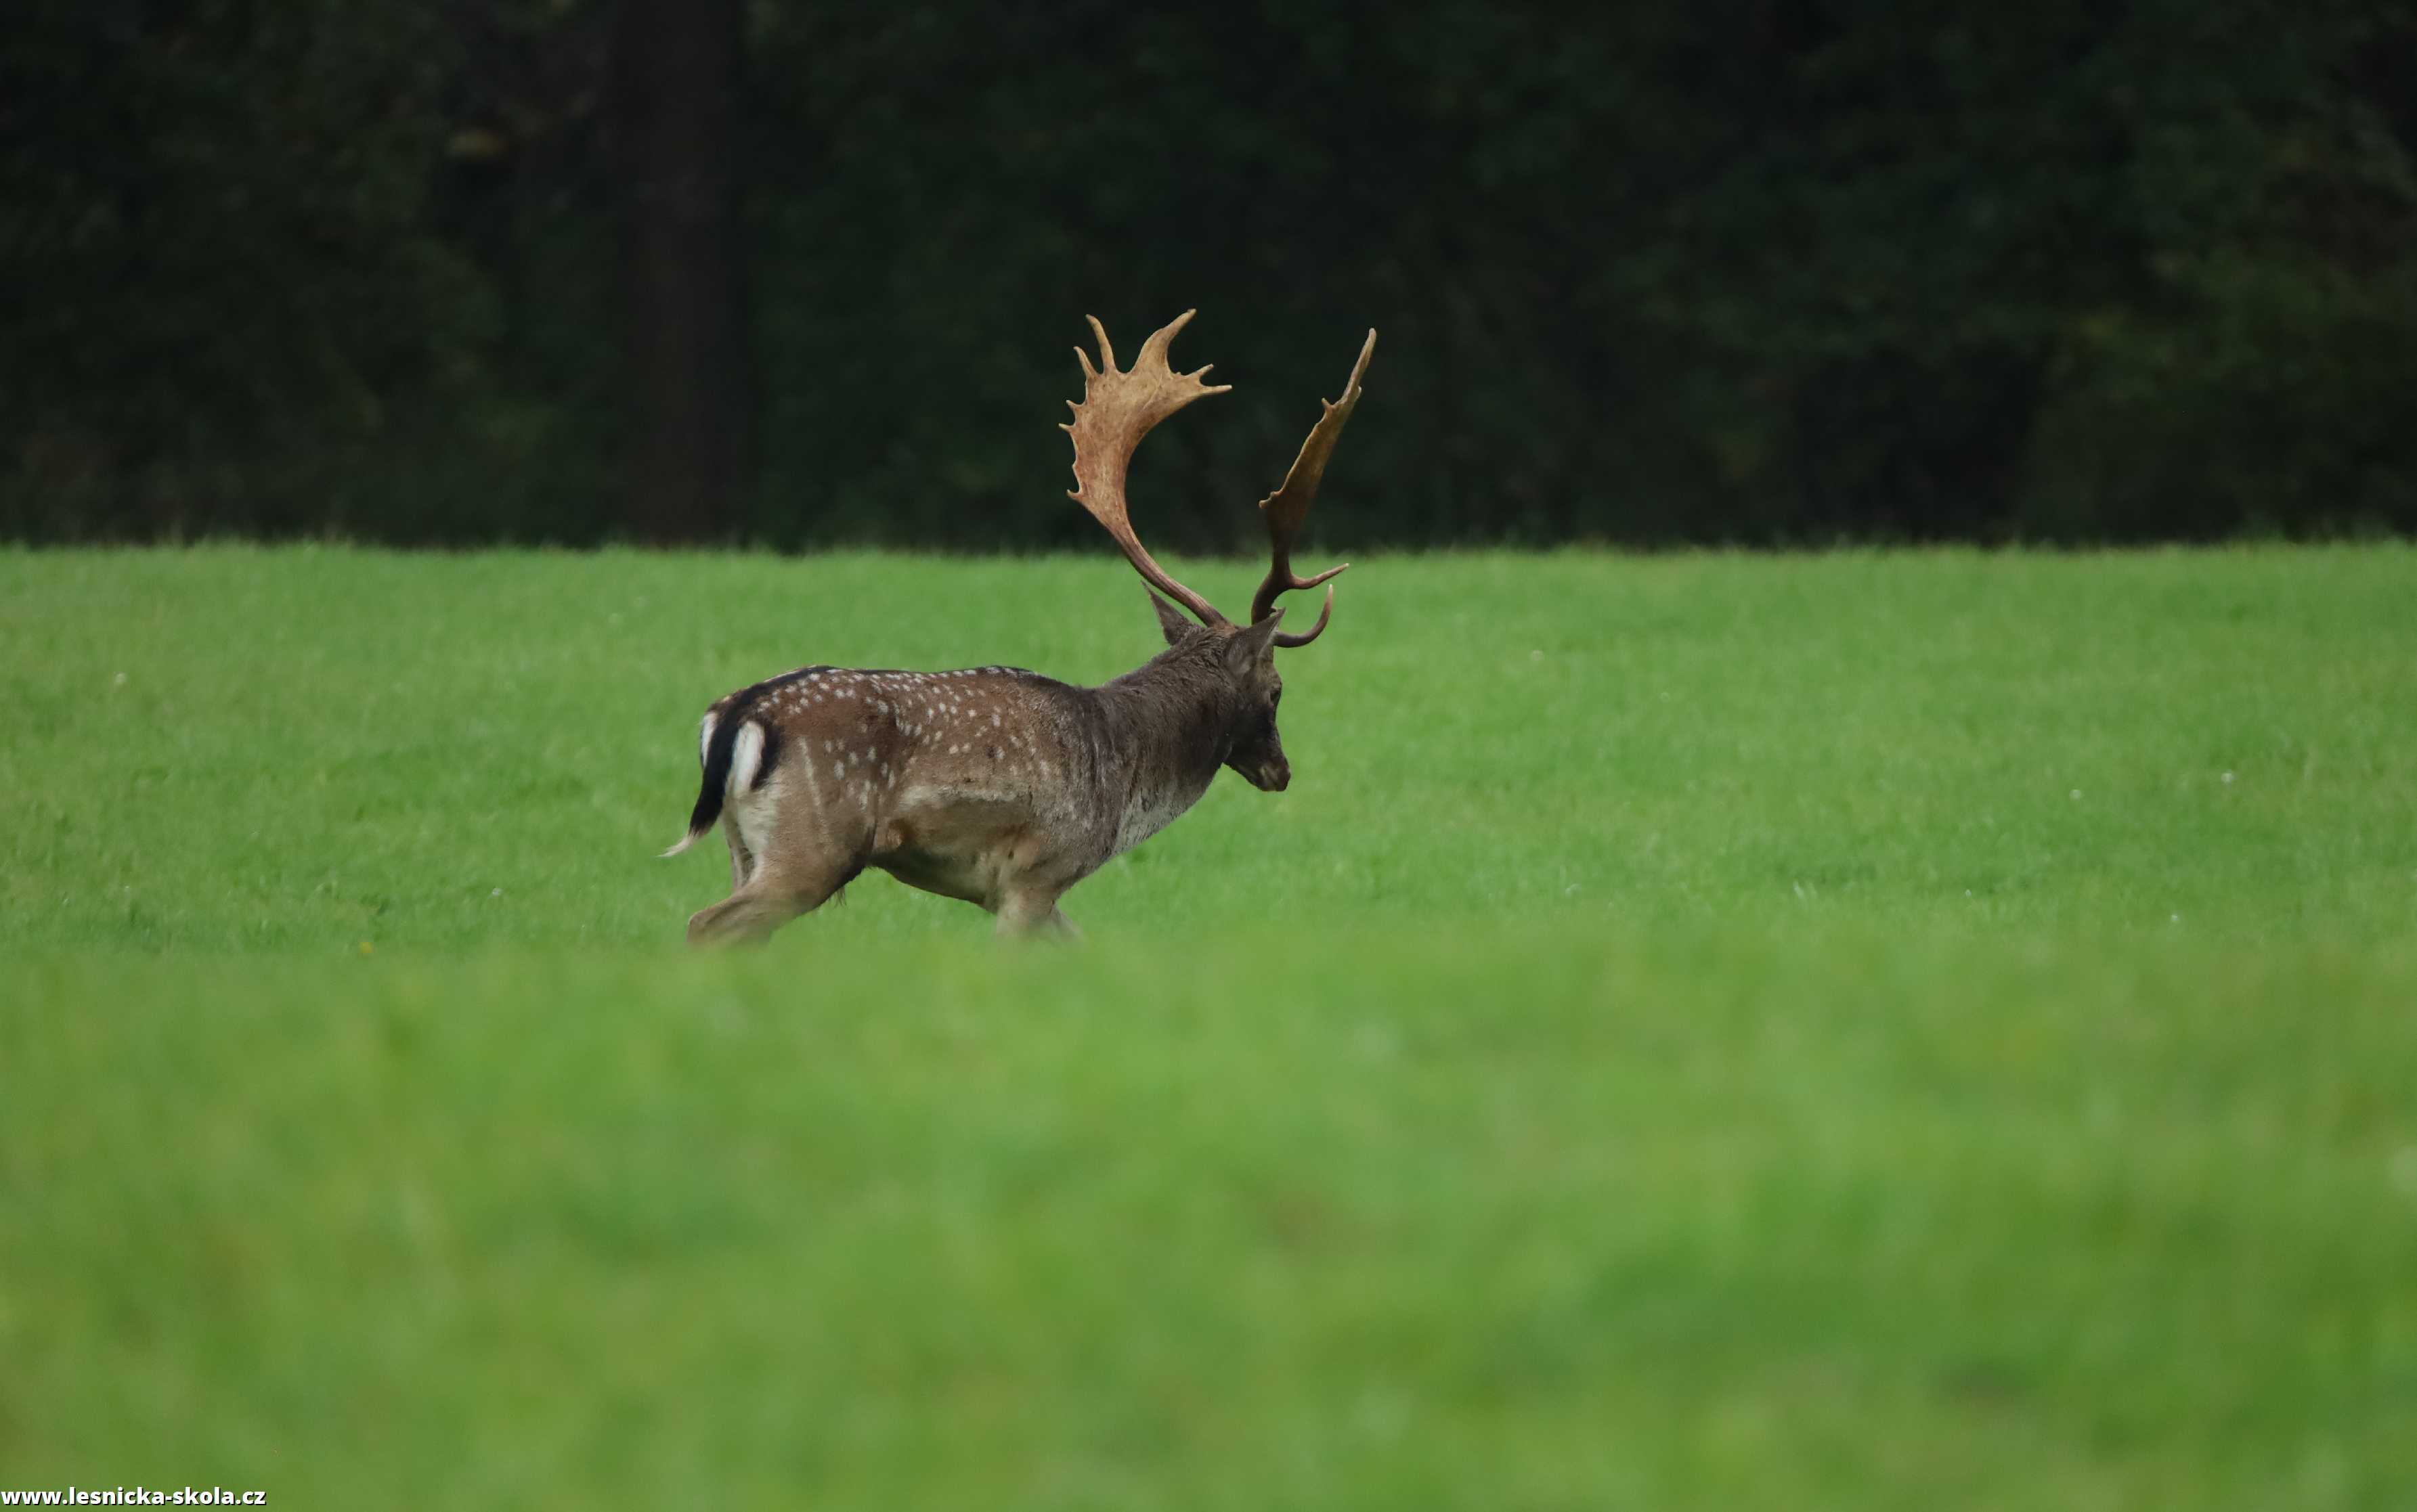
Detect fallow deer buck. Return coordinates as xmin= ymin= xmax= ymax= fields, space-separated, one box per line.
xmin=663 ymin=311 xmax=1376 ymax=944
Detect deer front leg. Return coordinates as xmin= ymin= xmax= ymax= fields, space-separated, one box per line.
xmin=993 ymin=885 xmax=1079 ymax=941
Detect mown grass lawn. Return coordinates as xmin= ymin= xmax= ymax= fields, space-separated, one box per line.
xmin=2 ymin=545 xmax=2414 ymax=1509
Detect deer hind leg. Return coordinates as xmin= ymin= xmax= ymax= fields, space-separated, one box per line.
xmin=720 ymin=810 xmax=757 ymax=891
xmin=686 ymin=849 xmax=858 ymax=948
xmin=687 ymin=780 xmax=867 ymax=949
xmin=686 ymin=887 xmax=796 ymax=948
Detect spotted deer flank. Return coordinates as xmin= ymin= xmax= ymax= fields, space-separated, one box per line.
xmin=664 ymin=311 xmax=1376 ymax=944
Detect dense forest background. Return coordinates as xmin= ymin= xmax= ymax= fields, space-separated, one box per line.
xmin=5 ymin=0 xmax=2414 ymax=550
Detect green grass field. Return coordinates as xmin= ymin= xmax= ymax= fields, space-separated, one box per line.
xmin=3 ymin=545 xmax=2414 ymax=1509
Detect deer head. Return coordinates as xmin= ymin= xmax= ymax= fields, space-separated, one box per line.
xmin=1064 ymin=310 xmax=1376 ymax=793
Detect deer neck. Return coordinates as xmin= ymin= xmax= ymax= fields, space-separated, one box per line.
xmin=1091 ymin=651 xmax=1233 ymax=855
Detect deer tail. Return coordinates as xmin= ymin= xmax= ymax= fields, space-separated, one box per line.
xmin=661 ymin=709 xmax=775 ymax=857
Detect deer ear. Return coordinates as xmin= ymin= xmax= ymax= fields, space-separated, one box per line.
xmin=1146 ymin=589 xmax=1197 ymax=647
xmin=1223 ymin=610 xmax=1284 ymax=675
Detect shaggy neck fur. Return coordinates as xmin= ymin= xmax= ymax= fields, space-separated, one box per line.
xmin=1087 ymin=638 xmax=1242 ymax=853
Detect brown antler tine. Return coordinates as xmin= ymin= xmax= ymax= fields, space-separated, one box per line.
xmin=1251 ymin=329 xmax=1376 ymax=646
xmin=1064 ymin=311 xmax=1235 ymax=630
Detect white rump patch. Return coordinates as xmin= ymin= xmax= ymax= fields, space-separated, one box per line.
xmin=728 ymin=720 xmax=766 ymax=795
xmin=730 ymin=760 xmax=778 ymax=864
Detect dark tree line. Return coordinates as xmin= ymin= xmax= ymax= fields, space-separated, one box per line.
xmin=4 ymin=0 xmax=2414 ymax=549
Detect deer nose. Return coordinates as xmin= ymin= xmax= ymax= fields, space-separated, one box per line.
xmin=1262 ymin=761 xmax=1290 ymax=792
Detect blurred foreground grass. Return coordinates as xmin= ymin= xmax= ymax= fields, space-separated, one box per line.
xmin=1 ymin=546 xmax=2414 ymax=1508
xmin=5 ymin=931 xmax=2415 ymax=1509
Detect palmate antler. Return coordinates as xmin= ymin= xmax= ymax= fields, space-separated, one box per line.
xmin=1064 ymin=311 xmax=1375 ymax=644
xmin=1064 ymin=310 xmax=1236 ymax=631
xmin=1250 ymin=329 xmax=1375 ymax=646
